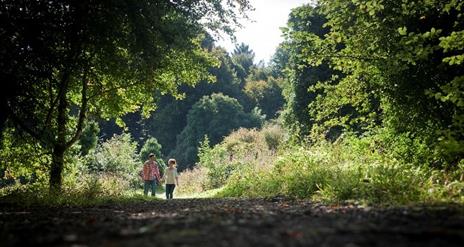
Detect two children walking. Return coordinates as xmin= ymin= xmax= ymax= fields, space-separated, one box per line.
xmin=140 ymin=153 xmax=179 ymax=199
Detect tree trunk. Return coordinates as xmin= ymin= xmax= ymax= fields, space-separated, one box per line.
xmin=48 ymin=71 xmax=88 ymax=193
xmin=49 ymin=70 xmax=70 ymax=193
xmin=50 ymin=144 xmax=65 ymax=193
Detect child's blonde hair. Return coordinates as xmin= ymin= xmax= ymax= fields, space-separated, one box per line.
xmin=168 ymin=158 xmax=176 ymax=166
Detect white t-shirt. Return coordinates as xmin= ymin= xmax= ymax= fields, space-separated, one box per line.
xmin=164 ymin=167 xmax=178 ymax=184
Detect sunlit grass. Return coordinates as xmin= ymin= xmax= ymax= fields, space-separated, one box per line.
xmin=0 ymin=184 xmax=162 ymax=207
xmin=176 ymin=187 xmax=225 ymax=199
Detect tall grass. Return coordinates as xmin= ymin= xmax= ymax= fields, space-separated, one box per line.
xmin=0 ymin=178 xmax=158 ymax=207
xmin=191 ymin=126 xmax=464 ymax=204
xmin=175 ymin=166 xmax=209 ymax=196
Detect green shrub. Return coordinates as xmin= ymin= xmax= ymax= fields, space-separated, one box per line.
xmin=178 ymin=124 xmax=463 ymax=204
xmin=218 ymin=131 xmax=464 ymax=205
xmin=197 ymin=127 xmax=279 ymax=191
xmin=75 ymin=173 xmax=130 ymax=198
xmin=0 ymin=128 xmax=50 ymax=185
xmin=263 ymin=124 xmax=285 ymax=152
xmin=83 ymin=133 xmax=141 ymax=188
xmin=197 ymin=137 xmax=238 ymax=189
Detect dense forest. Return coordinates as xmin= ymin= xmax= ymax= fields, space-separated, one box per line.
xmin=1 ymin=0 xmax=463 ymax=205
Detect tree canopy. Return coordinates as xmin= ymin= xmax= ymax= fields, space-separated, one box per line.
xmin=172 ymin=93 xmax=263 ymax=170
xmin=278 ymin=1 xmax=464 ymax=166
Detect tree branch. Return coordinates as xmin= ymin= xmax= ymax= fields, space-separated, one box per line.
xmin=42 ymin=79 xmax=60 ymax=135
xmin=65 ymin=73 xmax=89 ymax=148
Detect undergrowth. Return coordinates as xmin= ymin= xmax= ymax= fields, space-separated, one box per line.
xmin=189 ymin=126 xmax=464 ymax=205
xmin=0 ymin=176 xmax=160 ymax=207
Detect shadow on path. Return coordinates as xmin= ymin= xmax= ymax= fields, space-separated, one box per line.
xmin=1 ymin=198 xmax=463 ymax=246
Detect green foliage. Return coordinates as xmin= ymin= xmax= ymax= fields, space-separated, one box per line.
xmin=276 ymin=1 xmax=464 ymax=168
xmin=139 ymin=137 xmax=166 ymax=174
xmin=312 ymin=0 xmax=463 ymax=165
xmin=232 ymin=43 xmax=256 ymax=83
xmin=139 ymin=137 xmax=162 ymax=160
xmin=81 ymin=133 xmax=141 ymax=189
xmin=0 ymin=0 xmax=252 ymax=190
xmin=78 ymin=121 xmax=100 ymax=156
xmin=278 ymin=5 xmax=336 ymax=138
xmin=145 ymin=48 xmax=245 ymax=156
xmin=243 ymin=67 xmax=285 ymax=119
xmin=270 ymin=46 xmax=290 ymax=78
xmin=0 ymin=128 xmax=49 ymax=184
xmin=197 ymin=136 xmax=234 ymax=188
xmin=194 ymin=125 xmax=286 ymax=191
xmin=0 ymin=183 xmax=159 ymax=207
xmin=172 ymin=93 xmax=264 ymax=169
xmin=48 ymin=133 xmax=148 ymax=199
xmin=218 ymin=132 xmax=464 ymax=204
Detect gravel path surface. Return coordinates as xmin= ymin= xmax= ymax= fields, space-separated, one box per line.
xmin=1 ymin=198 xmax=463 ymax=246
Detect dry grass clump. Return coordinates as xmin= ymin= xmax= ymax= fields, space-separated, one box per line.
xmin=176 ymin=166 xmax=209 ymax=196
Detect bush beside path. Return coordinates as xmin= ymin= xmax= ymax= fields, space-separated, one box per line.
xmin=1 ymin=198 xmax=463 ymax=247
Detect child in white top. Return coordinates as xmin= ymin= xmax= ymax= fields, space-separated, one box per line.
xmin=163 ymin=158 xmax=179 ymax=199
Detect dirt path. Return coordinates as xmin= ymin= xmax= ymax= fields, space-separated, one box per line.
xmin=1 ymin=198 xmax=463 ymax=246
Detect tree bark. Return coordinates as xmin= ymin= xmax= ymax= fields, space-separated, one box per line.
xmin=49 ymin=71 xmax=70 ymax=193
xmin=50 ymin=144 xmax=65 ymax=193
xmin=49 ymin=72 xmax=89 ymax=192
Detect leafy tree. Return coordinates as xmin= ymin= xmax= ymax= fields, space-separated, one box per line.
xmin=270 ymin=45 xmax=290 ymax=78
xmin=139 ymin=137 xmax=162 ymax=161
xmin=145 ymin=45 xmax=283 ymax=158
xmin=172 ymin=93 xmax=263 ymax=170
xmin=0 ymin=0 xmax=252 ymax=191
xmin=145 ymin=47 xmax=244 ymax=155
xmin=232 ymin=43 xmax=256 ymax=83
xmin=312 ymin=0 xmax=464 ymax=165
xmin=243 ymin=67 xmax=285 ymax=119
xmin=278 ymin=5 xmax=336 ymax=138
